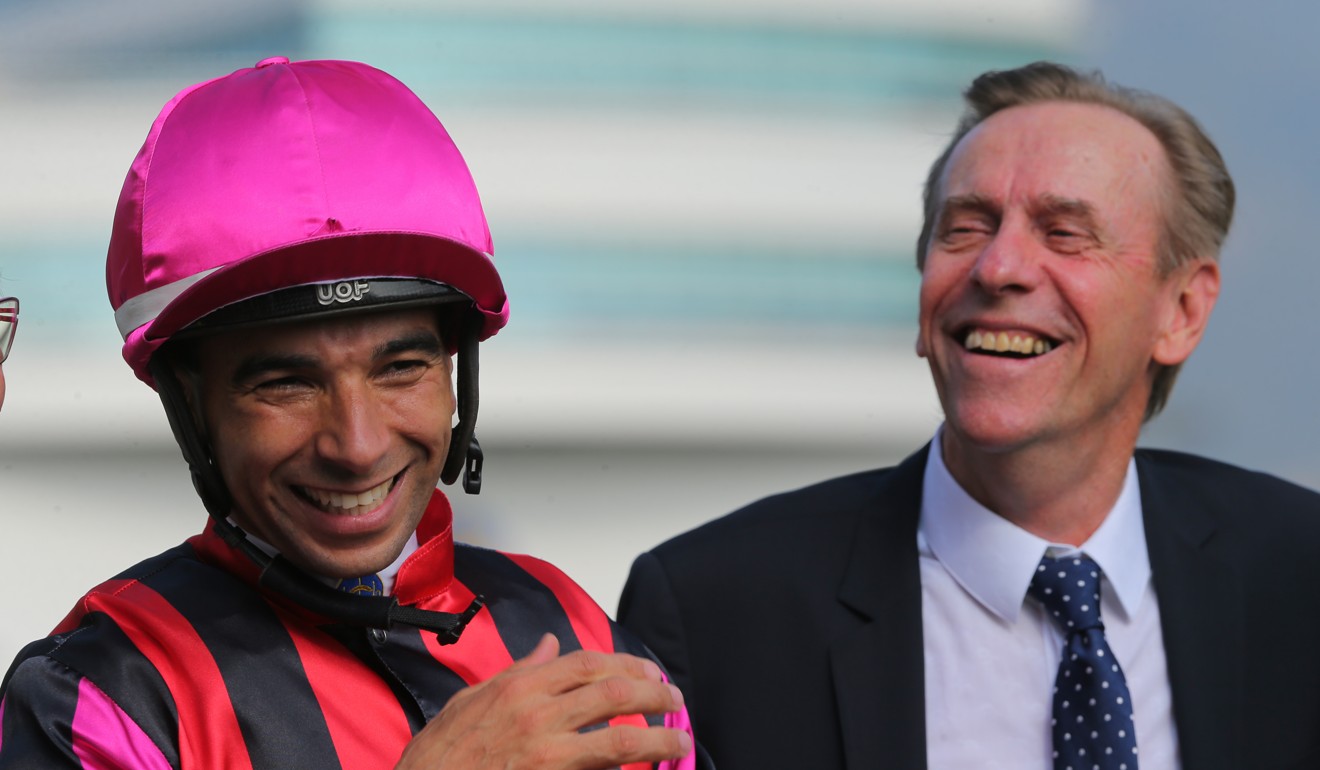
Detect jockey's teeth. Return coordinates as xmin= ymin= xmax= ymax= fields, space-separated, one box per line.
xmin=304 ymin=478 xmax=392 ymax=514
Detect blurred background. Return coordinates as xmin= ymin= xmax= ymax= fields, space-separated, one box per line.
xmin=2 ymin=0 xmax=1316 ymax=666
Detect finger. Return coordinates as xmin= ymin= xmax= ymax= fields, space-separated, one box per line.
xmin=535 ymin=649 xmax=666 ymax=697
xmin=522 ymin=633 xmax=561 ymax=666
xmin=552 ymin=724 xmax=693 ymax=769
xmin=551 ymin=675 xmax=685 ymax=734
xmin=502 ymin=633 xmax=561 ymax=675
xmin=434 ymin=635 xmax=561 ymax=714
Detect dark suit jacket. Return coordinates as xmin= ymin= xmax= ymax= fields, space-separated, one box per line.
xmin=619 ymin=447 xmax=1320 ymax=769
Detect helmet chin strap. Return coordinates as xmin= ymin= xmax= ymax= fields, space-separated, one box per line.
xmin=442 ymin=314 xmax=482 ymax=493
xmin=148 ymin=323 xmax=485 ymax=640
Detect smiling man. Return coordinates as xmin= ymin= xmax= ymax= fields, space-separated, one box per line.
xmin=0 ymin=58 xmax=701 ymax=770
xmin=620 ymin=62 xmax=1320 ymax=769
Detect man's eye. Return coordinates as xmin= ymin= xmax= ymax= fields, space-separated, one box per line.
xmin=1044 ymin=225 xmax=1093 ymax=252
xmin=254 ymin=376 xmax=309 ymax=393
xmin=939 ymin=221 xmax=990 ymax=243
xmin=381 ymin=359 xmax=428 ymax=378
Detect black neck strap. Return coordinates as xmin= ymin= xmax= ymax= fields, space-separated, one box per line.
xmin=211 ymin=515 xmax=482 ymax=639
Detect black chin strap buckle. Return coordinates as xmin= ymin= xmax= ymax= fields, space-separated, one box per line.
xmin=385 ymin=595 xmax=486 ymax=644
xmin=435 ymin=596 xmax=486 ymax=645
xmin=463 ymin=436 xmax=484 ymax=494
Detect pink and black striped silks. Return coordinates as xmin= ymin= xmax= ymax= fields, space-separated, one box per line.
xmin=0 ymin=491 xmax=696 ymax=770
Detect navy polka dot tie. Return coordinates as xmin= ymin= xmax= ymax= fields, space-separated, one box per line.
xmin=336 ymin=574 xmax=384 ymax=597
xmin=1029 ymin=555 xmax=1139 ymax=770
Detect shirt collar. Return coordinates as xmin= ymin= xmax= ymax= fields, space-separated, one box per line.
xmin=918 ymin=426 xmax=1150 ymax=623
xmin=377 ymin=533 xmax=419 ymax=595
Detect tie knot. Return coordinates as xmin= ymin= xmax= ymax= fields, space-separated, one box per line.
xmin=336 ymin=574 xmax=385 ymax=597
xmin=1029 ymin=555 xmax=1104 ymax=633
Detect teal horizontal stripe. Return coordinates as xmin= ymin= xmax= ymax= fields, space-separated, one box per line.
xmin=3 ymin=237 xmax=917 ymax=332
xmin=0 ymin=237 xmax=111 ymax=336
xmin=495 ymin=239 xmax=918 ymax=332
xmin=308 ymin=12 xmax=1071 ymax=109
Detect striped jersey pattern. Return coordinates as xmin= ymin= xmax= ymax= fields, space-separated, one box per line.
xmin=0 ymin=491 xmax=697 ymax=770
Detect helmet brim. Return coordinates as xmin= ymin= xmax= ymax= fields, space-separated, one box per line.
xmin=124 ymin=230 xmax=509 ymax=387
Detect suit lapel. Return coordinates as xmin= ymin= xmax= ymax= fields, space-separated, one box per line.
xmin=823 ymin=448 xmax=1246 ymax=768
xmin=831 ymin=448 xmax=929 ymax=770
xmin=1138 ymin=453 xmax=1244 ymax=770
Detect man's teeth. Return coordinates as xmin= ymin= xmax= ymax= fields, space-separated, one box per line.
xmin=963 ymin=330 xmax=1053 ymax=356
xmin=303 ymin=478 xmax=392 ymax=514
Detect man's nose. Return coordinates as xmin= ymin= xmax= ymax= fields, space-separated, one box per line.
xmin=315 ymin=383 xmax=391 ymax=476
xmin=969 ymin=224 xmax=1042 ymax=295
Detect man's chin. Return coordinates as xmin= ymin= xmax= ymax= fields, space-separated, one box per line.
xmin=296 ymin=546 xmax=404 ymax=581
xmin=941 ymin=409 xmax=1049 ymax=457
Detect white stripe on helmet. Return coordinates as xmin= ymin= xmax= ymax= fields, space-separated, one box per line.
xmin=114 ymin=267 xmax=222 ymax=340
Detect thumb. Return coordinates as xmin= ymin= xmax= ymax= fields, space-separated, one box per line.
xmin=506 ymin=633 xmax=560 ymax=672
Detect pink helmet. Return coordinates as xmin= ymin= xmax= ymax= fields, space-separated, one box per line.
xmin=108 ymin=57 xmax=508 ymax=499
xmin=107 ymin=56 xmax=509 ymax=387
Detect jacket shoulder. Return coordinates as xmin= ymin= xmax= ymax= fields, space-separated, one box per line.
xmin=1136 ymin=448 xmax=1320 ymax=508
xmin=1136 ymin=448 xmax=1320 ymax=545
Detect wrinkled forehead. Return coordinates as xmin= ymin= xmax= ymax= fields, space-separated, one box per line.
xmin=940 ymin=101 xmax=1171 ymax=216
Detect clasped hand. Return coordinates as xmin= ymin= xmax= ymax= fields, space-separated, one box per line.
xmin=396 ymin=634 xmax=692 ymax=769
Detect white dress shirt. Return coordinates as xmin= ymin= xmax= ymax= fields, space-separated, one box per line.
xmin=919 ymin=428 xmax=1181 ymax=768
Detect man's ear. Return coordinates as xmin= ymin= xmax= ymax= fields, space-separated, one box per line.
xmin=1153 ymin=259 xmax=1221 ymax=367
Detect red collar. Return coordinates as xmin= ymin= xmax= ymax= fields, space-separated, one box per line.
xmin=394 ymin=489 xmax=455 ymax=605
